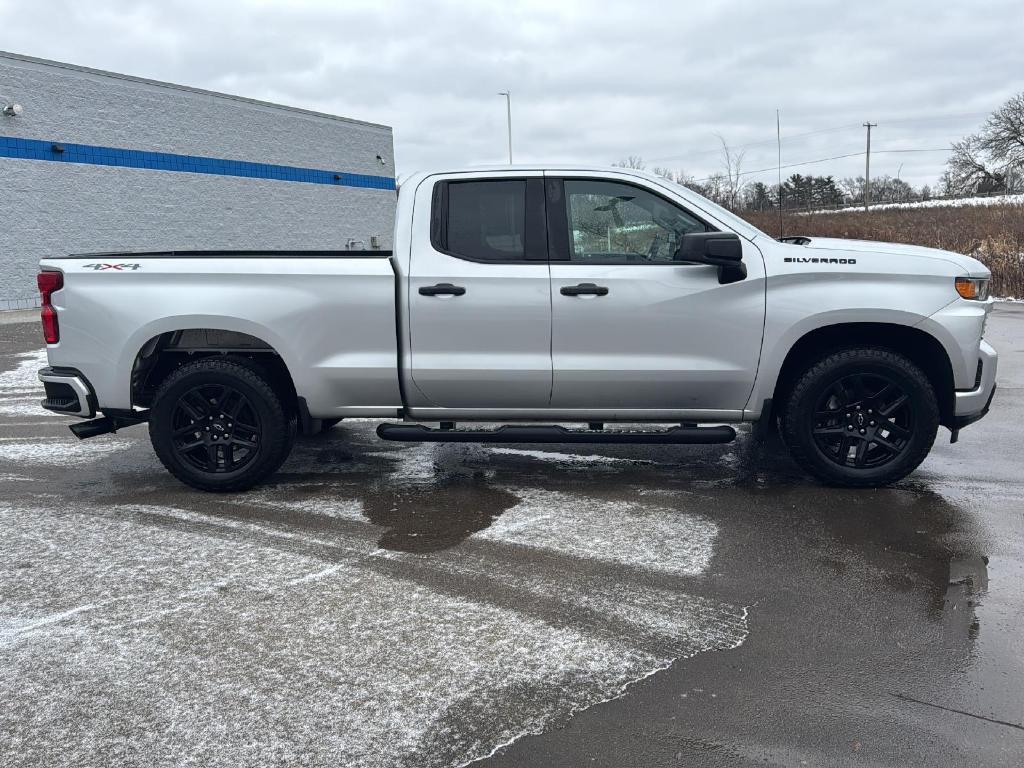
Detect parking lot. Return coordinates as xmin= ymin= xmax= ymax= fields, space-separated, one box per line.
xmin=2 ymin=305 xmax=1022 ymax=768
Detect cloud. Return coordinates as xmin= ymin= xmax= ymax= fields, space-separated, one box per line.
xmin=1 ymin=0 xmax=1021 ymax=185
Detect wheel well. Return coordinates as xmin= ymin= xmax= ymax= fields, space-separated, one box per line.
xmin=131 ymin=329 xmax=297 ymax=415
xmin=772 ymin=323 xmax=955 ymax=426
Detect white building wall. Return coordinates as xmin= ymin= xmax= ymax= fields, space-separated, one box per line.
xmin=0 ymin=51 xmax=396 ymax=309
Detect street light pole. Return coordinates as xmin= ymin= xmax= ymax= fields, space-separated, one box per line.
xmin=498 ymin=91 xmax=512 ymax=164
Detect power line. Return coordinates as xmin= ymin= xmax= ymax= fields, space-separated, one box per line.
xmin=649 ymin=123 xmax=860 ymax=162
xmin=646 ymin=109 xmax=988 ymax=165
xmin=878 ymin=110 xmax=990 ymax=126
xmin=689 ymin=147 xmax=953 ymax=184
xmin=873 ymin=148 xmax=955 ymax=153
xmin=691 ymin=152 xmax=861 ymax=183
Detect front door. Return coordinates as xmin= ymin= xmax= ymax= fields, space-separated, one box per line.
xmin=546 ymin=176 xmax=766 ymax=412
xmin=407 ymin=174 xmax=552 ymax=409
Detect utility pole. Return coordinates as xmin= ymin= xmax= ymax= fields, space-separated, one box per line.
xmin=776 ymin=109 xmax=784 ymax=238
xmin=863 ymin=121 xmax=877 ymax=211
xmin=498 ymin=91 xmax=512 ymax=164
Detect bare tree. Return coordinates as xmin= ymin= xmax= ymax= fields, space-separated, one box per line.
xmin=946 ymin=134 xmax=1007 ymax=194
xmin=716 ymin=135 xmax=746 ymax=209
xmin=944 ymin=92 xmax=1024 ymax=194
xmin=979 ymin=93 xmax=1024 ymax=170
xmin=701 ymin=172 xmax=730 ymax=206
xmin=651 ymin=167 xmax=701 ymax=188
xmin=839 ymin=176 xmax=866 ymax=203
xmin=612 ymin=156 xmax=646 ymax=170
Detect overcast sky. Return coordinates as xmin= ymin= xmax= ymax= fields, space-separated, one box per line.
xmin=1 ymin=0 xmax=1021 ymax=187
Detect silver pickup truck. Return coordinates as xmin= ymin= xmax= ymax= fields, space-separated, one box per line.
xmin=36 ymin=165 xmax=997 ymax=491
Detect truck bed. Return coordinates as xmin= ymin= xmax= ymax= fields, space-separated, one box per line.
xmin=40 ymin=250 xmax=402 ymax=417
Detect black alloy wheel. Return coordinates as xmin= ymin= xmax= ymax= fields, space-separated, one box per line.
xmin=811 ymin=373 xmax=914 ymax=469
xmin=149 ymin=357 xmax=295 ymax=492
xmin=170 ymin=383 xmax=262 ymax=474
xmin=780 ymin=347 xmax=940 ymax=488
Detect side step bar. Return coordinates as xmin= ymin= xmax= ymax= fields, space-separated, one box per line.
xmin=376 ymin=423 xmax=736 ymax=444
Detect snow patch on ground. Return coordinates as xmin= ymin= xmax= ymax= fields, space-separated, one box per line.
xmin=0 ymin=438 xmax=130 ymax=465
xmin=375 ymin=442 xmax=445 ymax=484
xmin=0 ymin=348 xmax=47 ymax=391
xmin=242 ymin=492 xmax=365 ymax=522
xmin=0 ymin=493 xmax=748 ymax=768
xmin=817 ymin=193 xmax=1024 ymax=214
xmin=0 ymin=349 xmax=55 ymax=418
xmin=478 ymin=487 xmax=718 ymax=576
xmin=488 ymin=447 xmax=653 ymax=465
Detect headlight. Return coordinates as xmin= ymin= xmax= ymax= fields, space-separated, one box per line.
xmin=955 ymin=277 xmax=990 ymax=301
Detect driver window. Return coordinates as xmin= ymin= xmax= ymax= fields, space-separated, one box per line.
xmin=564 ymin=179 xmax=706 ymax=263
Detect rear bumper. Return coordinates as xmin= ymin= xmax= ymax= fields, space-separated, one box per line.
xmin=38 ymin=367 xmax=97 ymax=418
xmin=954 ymin=340 xmax=997 ymax=420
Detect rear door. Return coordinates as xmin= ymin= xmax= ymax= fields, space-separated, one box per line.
xmin=546 ymin=174 xmax=766 ymax=412
xmin=407 ymin=173 xmax=552 ymax=408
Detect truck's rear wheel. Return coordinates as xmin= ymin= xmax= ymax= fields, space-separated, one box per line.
xmin=781 ymin=348 xmax=939 ymax=487
xmin=149 ymin=358 xmax=295 ymax=492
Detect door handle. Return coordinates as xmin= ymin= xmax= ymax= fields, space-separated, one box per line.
xmin=560 ymin=283 xmax=609 ymax=296
xmin=419 ymin=282 xmax=466 ymax=297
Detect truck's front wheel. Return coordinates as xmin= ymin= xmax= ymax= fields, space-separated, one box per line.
xmin=149 ymin=358 xmax=295 ymax=492
xmin=781 ymin=348 xmax=939 ymax=487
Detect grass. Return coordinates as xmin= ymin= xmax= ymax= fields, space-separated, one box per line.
xmin=742 ymin=202 xmax=1024 ymax=298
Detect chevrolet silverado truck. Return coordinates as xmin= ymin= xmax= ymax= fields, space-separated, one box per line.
xmin=35 ymin=165 xmax=998 ymax=491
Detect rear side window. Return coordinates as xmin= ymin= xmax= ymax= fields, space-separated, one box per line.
xmin=444 ymin=180 xmax=526 ymax=261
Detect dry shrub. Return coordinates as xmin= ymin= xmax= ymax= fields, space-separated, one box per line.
xmin=742 ymin=203 xmax=1024 ymax=298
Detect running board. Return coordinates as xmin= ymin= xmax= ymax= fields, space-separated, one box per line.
xmin=376 ymin=423 xmax=736 ymax=444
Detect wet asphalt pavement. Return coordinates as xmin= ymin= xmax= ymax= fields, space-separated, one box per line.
xmin=1 ymin=306 xmax=1022 ymax=767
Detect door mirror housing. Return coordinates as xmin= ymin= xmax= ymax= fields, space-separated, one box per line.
xmin=674 ymin=232 xmax=747 ymax=284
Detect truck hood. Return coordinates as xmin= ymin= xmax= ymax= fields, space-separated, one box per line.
xmin=789 ymin=236 xmax=990 ymax=276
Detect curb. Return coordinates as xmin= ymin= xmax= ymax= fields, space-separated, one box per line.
xmin=0 ymin=309 xmax=39 ymax=325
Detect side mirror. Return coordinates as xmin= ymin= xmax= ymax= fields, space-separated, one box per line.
xmin=675 ymin=232 xmax=747 ymax=284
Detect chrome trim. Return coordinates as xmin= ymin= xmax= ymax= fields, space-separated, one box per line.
xmin=38 ymin=369 xmax=95 ymax=418
xmin=954 ymin=340 xmax=998 ymax=417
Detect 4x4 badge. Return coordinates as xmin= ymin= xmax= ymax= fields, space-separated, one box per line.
xmin=82 ymin=263 xmax=141 ymax=271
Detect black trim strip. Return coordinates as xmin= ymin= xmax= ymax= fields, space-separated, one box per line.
xmin=377 ymin=423 xmax=737 ymax=444
xmin=545 ymin=178 xmax=570 ymax=261
xmin=524 ymin=178 xmax=548 ymax=261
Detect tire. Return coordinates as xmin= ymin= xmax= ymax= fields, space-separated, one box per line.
xmin=149 ymin=357 xmax=295 ymax=492
xmin=780 ymin=347 xmax=939 ymax=487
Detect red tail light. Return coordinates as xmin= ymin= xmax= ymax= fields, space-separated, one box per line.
xmin=37 ymin=270 xmax=63 ymax=344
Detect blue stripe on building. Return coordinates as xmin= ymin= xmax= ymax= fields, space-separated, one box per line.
xmin=0 ymin=136 xmax=396 ymax=190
